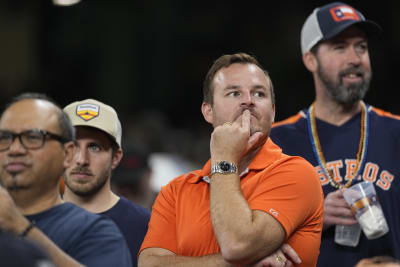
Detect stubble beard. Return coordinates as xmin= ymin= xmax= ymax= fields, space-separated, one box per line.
xmin=317 ymin=64 xmax=371 ymax=106
xmin=64 ymin=168 xmax=110 ymax=197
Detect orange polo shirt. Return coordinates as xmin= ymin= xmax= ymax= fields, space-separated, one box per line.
xmin=140 ymin=139 xmax=324 ymax=266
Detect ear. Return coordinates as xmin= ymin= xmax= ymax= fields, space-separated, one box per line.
xmin=63 ymin=141 xmax=75 ymax=169
xmin=111 ymin=148 xmax=123 ymax=170
xmin=271 ymin=103 xmax=276 ymax=123
xmin=302 ymin=51 xmax=318 ymax=73
xmin=201 ymin=102 xmax=213 ymax=124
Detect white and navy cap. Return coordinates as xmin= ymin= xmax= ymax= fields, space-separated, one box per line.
xmin=301 ymin=2 xmax=381 ymax=55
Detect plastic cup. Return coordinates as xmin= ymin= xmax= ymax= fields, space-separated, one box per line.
xmin=343 ymin=182 xmax=389 ymax=240
xmin=335 ymin=223 xmax=361 ymax=247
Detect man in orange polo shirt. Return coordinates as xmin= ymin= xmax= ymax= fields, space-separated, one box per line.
xmin=138 ymin=53 xmax=324 ymax=267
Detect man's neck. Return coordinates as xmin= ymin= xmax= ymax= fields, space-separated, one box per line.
xmin=11 ymin=188 xmax=63 ymax=215
xmin=63 ymin=183 xmax=120 ymax=214
xmin=313 ymin=99 xmax=362 ymax=126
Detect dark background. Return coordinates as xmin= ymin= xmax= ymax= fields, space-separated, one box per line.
xmin=1 ymin=0 xmax=399 ymax=164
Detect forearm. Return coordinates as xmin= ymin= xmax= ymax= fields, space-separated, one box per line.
xmin=26 ymin=227 xmax=86 ymax=267
xmin=209 ymin=174 xmax=282 ymax=265
xmin=139 ymin=252 xmax=232 ymax=267
xmin=210 ymin=174 xmax=253 ymax=244
xmin=0 ymin=204 xmax=83 ymax=267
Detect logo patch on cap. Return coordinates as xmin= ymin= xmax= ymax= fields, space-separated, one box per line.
xmin=330 ymin=5 xmax=359 ymax=22
xmin=76 ymin=104 xmax=99 ymax=121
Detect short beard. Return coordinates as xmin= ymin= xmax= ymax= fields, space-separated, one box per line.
xmin=317 ymin=64 xmax=371 ymax=106
xmin=63 ymin=170 xmax=109 ymax=197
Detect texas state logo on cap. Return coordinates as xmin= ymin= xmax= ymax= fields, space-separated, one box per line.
xmin=330 ymin=5 xmax=360 ymax=22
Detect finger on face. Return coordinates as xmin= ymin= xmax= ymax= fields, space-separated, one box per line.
xmin=241 ymin=109 xmax=251 ymax=128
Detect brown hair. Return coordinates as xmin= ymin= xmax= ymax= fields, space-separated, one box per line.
xmin=202 ymin=53 xmax=275 ymax=105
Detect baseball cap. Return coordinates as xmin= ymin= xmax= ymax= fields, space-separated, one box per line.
xmin=301 ymin=2 xmax=381 ymax=55
xmin=63 ymin=99 xmax=122 ymax=147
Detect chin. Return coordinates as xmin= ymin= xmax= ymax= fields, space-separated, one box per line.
xmin=2 ymin=174 xmax=23 ymax=186
xmin=250 ymin=127 xmax=264 ymax=136
xmin=70 ymin=186 xmax=94 ymax=197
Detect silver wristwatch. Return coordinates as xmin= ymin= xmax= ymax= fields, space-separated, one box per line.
xmin=211 ymin=161 xmax=237 ymax=176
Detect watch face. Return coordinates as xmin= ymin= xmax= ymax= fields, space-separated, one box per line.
xmin=211 ymin=161 xmax=236 ymax=176
xmin=220 ymin=161 xmax=231 ymax=171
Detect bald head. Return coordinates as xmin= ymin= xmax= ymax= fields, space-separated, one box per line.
xmin=2 ymin=99 xmax=59 ymax=132
xmin=1 ymin=93 xmax=75 ymax=142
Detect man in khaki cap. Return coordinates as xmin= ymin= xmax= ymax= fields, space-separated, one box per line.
xmin=63 ymin=99 xmax=150 ymax=267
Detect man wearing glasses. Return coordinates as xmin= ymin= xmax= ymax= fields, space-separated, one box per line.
xmin=0 ymin=93 xmax=132 ymax=267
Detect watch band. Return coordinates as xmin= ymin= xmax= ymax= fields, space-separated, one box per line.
xmin=210 ymin=161 xmax=237 ymax=176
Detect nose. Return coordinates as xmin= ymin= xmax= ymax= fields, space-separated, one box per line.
xmin=75 ymin=147 xmax=89 ymax=166
xmin=347 ymin=47 xmax=362 ymax=66
xmin=8 ymin=136 xmax=27 ymax=155
xmin=240 ymin=91 xmax=254 ymax=107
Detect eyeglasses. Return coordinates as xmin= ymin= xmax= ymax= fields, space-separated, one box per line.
xmin=0 ymin=129 xmax=69 ymax=152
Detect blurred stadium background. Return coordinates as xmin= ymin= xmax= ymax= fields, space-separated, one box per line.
xmin=1 ymin=1 xmax=399 ymax=188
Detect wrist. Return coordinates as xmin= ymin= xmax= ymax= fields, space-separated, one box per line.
xmin=210 ymin=161 xmax=238 ymax=177
xmin=211 ymin=156 xmax=239 ymax=165
xmin=19 ymin=221 xmax=35 ymax=237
